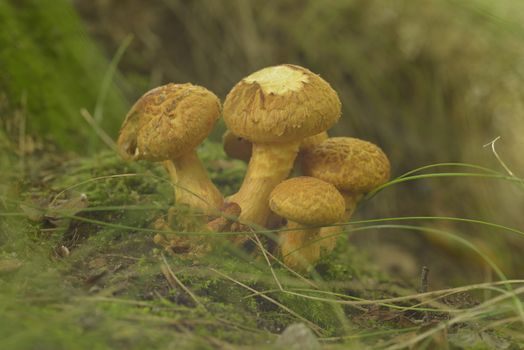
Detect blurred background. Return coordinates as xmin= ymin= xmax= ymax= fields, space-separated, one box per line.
xmin=2 ymin=0 xmax=524 ymax=287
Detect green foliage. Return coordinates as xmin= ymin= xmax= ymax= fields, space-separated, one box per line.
xmin=0 ymin=141 xmax=386 ymax=348
xmin=3 ymin=138 xmax=524 ymax=348
xmin=0 ymin=0 xmax=128 ymax=153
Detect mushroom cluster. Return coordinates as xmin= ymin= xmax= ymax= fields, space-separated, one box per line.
xmin=117 ymin=83 xmax=223 ymax=215
xmin=117 ymin=64 xmax=390 ymax=272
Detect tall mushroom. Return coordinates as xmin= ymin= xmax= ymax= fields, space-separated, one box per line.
xmin=301 ymin=137 xmax=390 ymax=253
xmin=222 ymin=64 xmax=341 ymax=229
xmin=117 ymin=83 xmax=223 ymax=215
xmin=269 ymin=176 xmax=345 ymax=271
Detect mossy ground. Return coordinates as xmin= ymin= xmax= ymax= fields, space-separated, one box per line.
xmin=2 ymin=140 xmax=523 ymax=349
xmin=0 ymin=141 xmax=373 ymax=349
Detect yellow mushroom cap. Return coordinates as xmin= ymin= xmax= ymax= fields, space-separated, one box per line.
xmin=302 ymin=137 xmax=390 ymax=193
xmin=118 ymin=83 xmax=221 ymax=162
xmin=222 ymin=130 xmax=252 ymax=162
xmin=223 ymin=64 xmax=341 ymax=143
xmin=269 ymin=177 xmax=345 ymax=226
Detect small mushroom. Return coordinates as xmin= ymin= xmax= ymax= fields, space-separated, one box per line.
xmin=223 ymin=64 xmax=341 ymax=233
xmin=302 ymin=137 xmax=390 ymax=215
xmin=117 ymin=83 xmax=223 ymax=215
xmin=302 ymin=137 xmax=390 ymax=253
xmin=269 ymin=176 xmax=345 ymax=271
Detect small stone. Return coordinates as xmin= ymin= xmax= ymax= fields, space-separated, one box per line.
xmin=275 ymin=323 xmax=321 ymax=350
xmin=56 ymin=245 xmax=70 ymax=258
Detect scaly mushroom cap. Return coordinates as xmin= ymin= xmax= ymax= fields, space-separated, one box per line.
xmin=302 ymin=137 xmax=390 ymax=193
xmin=222 ymin=130 xmax=252 ymax=162
xmin=269 ymin=177 xmax=345 ymax=226
xmin=223 ymin=64 xmax=341 ymax=143
xmin=118 ymin=83 xmax=221 ymax=162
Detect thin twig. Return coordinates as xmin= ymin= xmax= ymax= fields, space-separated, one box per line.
xmin=80 ymin=108 xmax=118 ymax=152
xmin=252 ymin=233 xmax=283 ymax=291
xmin=160 ymin=258 xmax=266 ymax=335
xmin=208 ymin=267 xmax=325 ymax=336
xmin=419 ymin=266 xmax=430 ymax=321
xmin=251 ymin=237 xmax=319 ymax=290
xmin=242 ymin=280 xmax=524 ymax=306
xmin=161 ymin=254 xmax=203 ymax=307
xmin=386 ymin=285 xmax=524 ymax=350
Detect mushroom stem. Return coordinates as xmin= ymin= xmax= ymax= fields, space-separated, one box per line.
xmin=163 ymin=151 xmax=223 ymax=215
xmin=227 ymin=141 xmax=300 ymax=227
xmin=317 ymin=192 xmax=362 ymax=255
xmin=164 ymin=160 xmax=178 ymax=183
xmin=280 ymin=221 xmax=321 ymax=272
xmin=341 ymin=191 xmax=363 ymax=219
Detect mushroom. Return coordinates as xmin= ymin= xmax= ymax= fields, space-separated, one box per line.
xmin=269 ymin=176 xmax=345 ymax=271
xmin=222 ymin=64 xmax=341 ymax=231
xmin=117 ymin=83 xmax=223 ymax=215
xmin=302 ymin=137 xmax=390 ymax=216
xmin=221 ymin=129 xmax=329 ymax=231
xmin=301 ymin=137 xmax=390 ymax=252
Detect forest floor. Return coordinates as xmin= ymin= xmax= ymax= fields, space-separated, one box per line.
xmin=1 ymin=140 xmax=523 ymax=349
xmin=2 ymin=1 xmax=524 ymax=348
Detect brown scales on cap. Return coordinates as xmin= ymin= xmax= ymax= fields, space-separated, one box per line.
xmin=223 ymin=65 xmax=341 ymax=237
xmin=224 ymin=65 xmax=340 ymax=143
xmin=118 ymin=83 xmax=220 ymax=162
xmin=270 ymin=177 xmax=345 ymax=226
xmin=302 ymin=137 xmax=391 ymax=255
xmin=117 ymin=83 xmax=223 ymax=215
xmin=269 ymin=177 xmax=345 ymax=272
xmin=302 ymin=137 xmax=390 ymax=211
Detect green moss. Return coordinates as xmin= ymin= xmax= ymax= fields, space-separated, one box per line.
xmin=6 ymin=139 xmax=522 ymax=349
xmin=0 ymin=0 xmax=128 ymax=153
xmin=0 ymin=144 xmax=270 ymax=346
